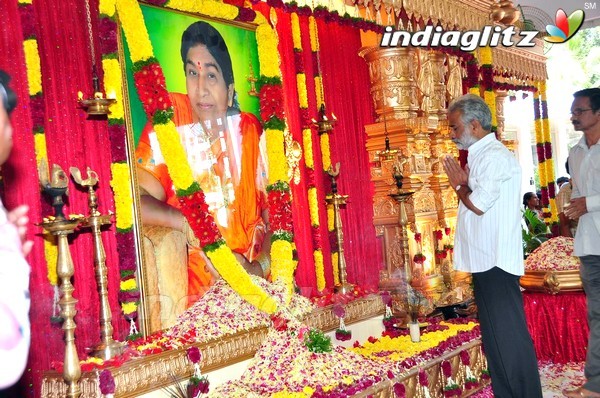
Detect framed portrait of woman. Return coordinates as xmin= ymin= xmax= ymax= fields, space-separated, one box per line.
xmin=121 ymin=4 xmax=270 ymax=334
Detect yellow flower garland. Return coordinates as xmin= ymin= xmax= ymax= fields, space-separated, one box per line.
xmin=102 ymin=58 xmax=125 ymax=120
xmin=109 ymin=163 xmax=134 ymax=231
xmin=266 ymin=128 xmax=289 ymax=184
xmin=308 ymin=187 xmax=319 ymax=226
xmin=331 ymin=251 xmax=340 ymax=286
xmin=303 ymin=129 xmax=314 ymax=169
xmin=23 ymin=39 xmax=42 ymax=96
xmin=115 ymin=0 xmax=154 ymax=63
xmin=270 ymin=239 xmax=295 ymax=303
xmin=351 ymin=321 xmax=478 ymax=362
xmin=320 ymin=133 xmax=331 ymax=172
xmin=309 ymin=16 xmax=319 ymax=52
xmin=291 ymin=13 xmax=302 ymax=50
xmin=256 ymin=25 xmax=281 ymax=78
xmin=314 ymin=249 xmax=325 ymax=291
xmin=99 ymin=0 xmax=116 ymax=16
xmin=296 ymin=74 xmax=308 ymax=108
xmin=153 ymin=121 xmax=196 ymax=190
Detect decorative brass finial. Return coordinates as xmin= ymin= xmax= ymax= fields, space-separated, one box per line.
xmin=39 ymin=160 xmax=69 ymax=220
xmin=247 ymin=61 xmax=259 ymax=97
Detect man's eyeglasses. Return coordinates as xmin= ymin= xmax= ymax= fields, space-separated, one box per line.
xmin=571 ymin=108 xmax=594 ymax=116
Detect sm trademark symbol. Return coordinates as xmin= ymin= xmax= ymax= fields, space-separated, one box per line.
xmin=585 ymin=2 xmax=596 ymax=9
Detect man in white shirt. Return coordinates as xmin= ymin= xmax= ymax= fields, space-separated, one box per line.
xmin=0 ymin=70 xmax=32 ymax=390
xmin=563 ymin=88 xmax=600 ymax=398
xmin=443 ymin=94 xmax=542 ymax=398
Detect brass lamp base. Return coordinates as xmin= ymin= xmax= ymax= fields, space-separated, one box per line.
xmin=90 ymin=340 xmax=126 ymax=361
xmin=335 ymin=282 xmax=355 ymax=295
xmin=79 ymin=97 xmax=116 ymax=116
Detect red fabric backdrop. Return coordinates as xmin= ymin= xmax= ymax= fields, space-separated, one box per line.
xmin=0 ymin=0 xmax=127 ymax=396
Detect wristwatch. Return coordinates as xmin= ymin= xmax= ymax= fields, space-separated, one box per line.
xmin=455 ymin=184 xmax=462 ymax=191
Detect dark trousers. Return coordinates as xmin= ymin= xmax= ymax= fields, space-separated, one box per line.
xmin=581 ymin=255 xmax=600 ymax=393
xmin=473 ymin=267 xmax=542 ymax=398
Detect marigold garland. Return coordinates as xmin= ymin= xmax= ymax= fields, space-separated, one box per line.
xmin=23 ymin=39 xmax=42 ymax=96
xmin=19 ymin=0 xmax=58 ymax=288
xmin=109 ymin=163 xmax=134 ymax=232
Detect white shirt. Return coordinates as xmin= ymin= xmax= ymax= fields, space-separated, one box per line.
xmin=569 ymin=136 xmax=600 ymax=256
xmin=453 ymin=133 xmax=524 ymax=275
xmin=0 ymin=198 xmax=31 ymax=389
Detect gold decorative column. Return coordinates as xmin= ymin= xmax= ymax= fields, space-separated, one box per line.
xmin=360 ymin=46 xmax=420 ymax=121
xmin=71 ymin=167 xmax=125 ymax=360
xmin=325 ymin=163 xmax=353 ymax=294
xmin=39 ymin=164 xmax=82 ymax=398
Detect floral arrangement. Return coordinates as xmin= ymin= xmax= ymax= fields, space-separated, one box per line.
xmin=534 ymin=80 xmax=558 ymax=224
xmin=187 ymin=347 xmax=210 ymax=397
xmin=332 ymin=304 xmax=351 ymax=341
xmin=441 ymin=359 xmax=462 ymax=397
xmin=207 ymin=320 xmax=390 ymax=397
xmin=163 ymin=278 xmax=314 ymax=347
xmin=479 ymin=47 xmax=497 ymax=134
xmin=413 ymin=232 xmax=426 ymax=265
xmin=17 ymin=0 xmax=61 ymax=299
xmin=99 ymin=369 xmax=116 ymax=397
xmin=524 ymin=236 xmax=581 ymax=271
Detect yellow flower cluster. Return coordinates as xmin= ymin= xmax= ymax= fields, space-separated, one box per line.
xmin=534 ymin=119 xmax=543 ymax=143
xmin=44 ymin=234 xmax=58 ymax=285
xmin=309 ymin=16 xmax=319 ymax=52
xmin=115 ymin=0 xmax=153 ymax=62
xmin=256 ymin=25 xmax=281 ymax=78
xmin=102 ymin=58 xmax=125 ymax=120
xmin=314 ymin=249 xmax=325 ymax=291
xmin=266 ymin=128 xmax=288 ymax=184
xmin=120 ymin=278 xmax=137 ymax=291
xmin=351 ymin=321 xmax=478 ymax=362
xmin=18 ymin=0 xmax=32 ymax=3
xmin=320 ymin=133 xmax=331 ymax=172
xmin=479 ymin=46 xmax=492 ymax=66
xmin=327 ymin=205 xmax=334 ymax=231
xmin=81 ymin=357 xmax=104 ymax=366
xmin=308 ymin=187 xmax=319 ymax=226
xmin=483 ymin=90 xmax=497 ymax=127
xmin=33 ymin=133 xmax=47 ymax=172
xmin=303 ymin=129 xmax=314 ymax=169
xmin=271 ymin=239 xmax=296 ymax=303
xmin=297 ymin=74 xmax=308 ymax=108
xmin=291 ymin=13 xmax=302 ymax=51
xmin=469 ymin=87 xmax=480 ymax=96
xmin=315 ymin=76 xmax=324 ymax=108
xmin=99 ymin=0 xmax=116 ymax=16
xmin=331 ymin=251 xmax=340 ymax=286
xmin=154 ymin=121 xmax=195 ymax=191
xmin=271 ymin=391 xmax=310 ymax=398
xmin=23 ymin=39 xmax=42 ymax=96
xmin=208 ymin=245 xmax=278 ymax=313
xmin=122 ymin=301 xmax=138 ymax=315
xmin=110 ymin=163 xmax=134 ymax=231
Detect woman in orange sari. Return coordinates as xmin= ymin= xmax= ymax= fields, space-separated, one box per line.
xmin=136 ymin=21 xmax=270 ymax=305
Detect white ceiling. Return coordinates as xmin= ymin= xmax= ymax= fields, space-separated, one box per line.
xmin=517 ymin=0 xmax=600 ymax=29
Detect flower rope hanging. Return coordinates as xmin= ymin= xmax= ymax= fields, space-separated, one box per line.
xmin=115 ymin=0 xmax=293 ymax=312
xmin=309 ymin=15 xmax=340 ymax=288
xmin=291 ymin=12 xmax=327 ymax=292
xmin=539 ymin=80 xmax=558 ymax=224
xmin=479 ymin=47 xmax=497 ymax=136
xmin=17 ymin=0 xmax=62 ymax=322
xmin=98 ymin=0 xmax=141 ymax=334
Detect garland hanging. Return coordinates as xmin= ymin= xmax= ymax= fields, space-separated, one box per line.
xmin=17 ymin=0 xmax=59 ymax=287
xmin=98 ymin=0 xmax=141 ymax=330
xmin=291 ymin=12 xmax=326 ymax=292
xmin=479 ymin=47 xmax=497 ymax=135
xmin=116 ymin=0 xmax=294 ymax=312
xmin=536 ymin=80 xmax=558 ymax=225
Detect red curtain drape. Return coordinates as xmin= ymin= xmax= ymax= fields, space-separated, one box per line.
xmin=1 ymin=0 xmax=128 ymax=395
xmin=316 ymin=19 xmax=383 ymax=290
